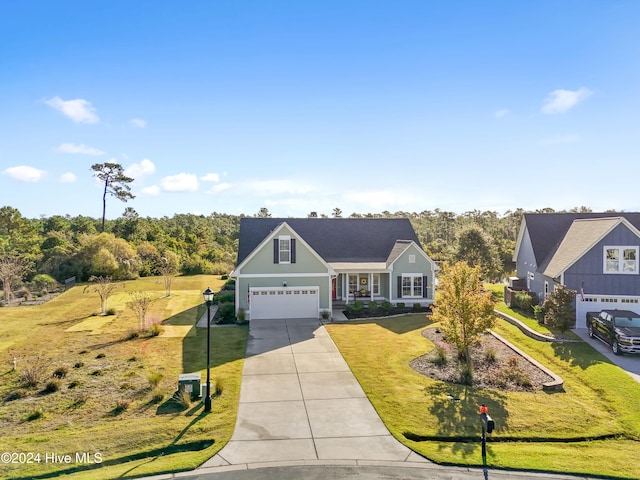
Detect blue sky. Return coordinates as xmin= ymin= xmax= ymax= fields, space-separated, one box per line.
xmin=1 ymin=1 xmax=639 ymax=220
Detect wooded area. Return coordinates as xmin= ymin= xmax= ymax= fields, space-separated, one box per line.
xmin=0 ymin=204 xmax=598 ymax=302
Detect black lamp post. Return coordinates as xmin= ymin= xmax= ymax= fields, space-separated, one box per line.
xmin=203 ymin=287 xmax=214 ymax=412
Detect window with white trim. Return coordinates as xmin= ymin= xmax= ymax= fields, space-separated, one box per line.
xmin=372 ymin=274 xmax=380 ymax=295
xmin=348 ymin=274 xmax=358 ymax=294
xmin=409 ymin=254 xmax=416 ymax=264
xmin=604 ymin=246 xmax=638 ymax=274
xmin=279 ymin=236 xmax=291 ymax=263
xmin=402 ymin=274 xmax=423 ymax=298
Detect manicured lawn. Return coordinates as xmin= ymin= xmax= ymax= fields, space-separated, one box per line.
xmin=0 ymin=275 xmax=248 ymax=480
xmin=326 ymin=313 xmax=640 ymax=479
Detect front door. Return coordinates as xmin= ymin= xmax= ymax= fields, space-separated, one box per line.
xmin=332 ymin=278 xmax=337 ymax=299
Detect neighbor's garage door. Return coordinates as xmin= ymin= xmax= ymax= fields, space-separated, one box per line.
xmin=250 ymin=287 xmax=319 ymax=320
xmin=576 ymin=295 xmax=640 ymax=329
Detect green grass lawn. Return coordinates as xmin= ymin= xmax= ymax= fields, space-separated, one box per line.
xmin=326 ymin=313 xmax=640 ymax=479
xmin=0 ymin=275 xmax=248 ymax=480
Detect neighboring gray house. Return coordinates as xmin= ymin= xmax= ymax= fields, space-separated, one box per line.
xmin=231 ymin=218 xmax=436 ymax=320
xmin=513 ymin=213 xmax=640 ymax=328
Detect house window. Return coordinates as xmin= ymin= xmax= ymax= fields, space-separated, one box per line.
xmin=604 ymin=246 xmax=638 ymax=274
xmin=348 ymin=274 xmax=358 ymax=294
xmin=544 ymin=281 xmax=549 ymax=297
xmin=372 ymin=274 xmax=380 ymax=295
xmin=279 ymin=236 xmax=290 ymax=264
xmin=402 ymin=274 xmax=423 ymax=298
xmin=409 ymin=254 xmax=416 ymax=264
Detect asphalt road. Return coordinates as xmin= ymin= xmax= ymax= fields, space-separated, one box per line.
xmin=163 ymin=464 xmax=603 ymax=480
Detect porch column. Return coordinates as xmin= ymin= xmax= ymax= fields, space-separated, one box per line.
xmin=369 ymin=273 xmax=373 ymax=301
xmin=343 ymin=274 xmax=348 ymax=304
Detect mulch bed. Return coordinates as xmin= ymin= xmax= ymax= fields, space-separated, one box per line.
xmin=411 ymin=328 xmax=554 ymax=391
xmin=343 ymin=306 xmax=432 ymax=319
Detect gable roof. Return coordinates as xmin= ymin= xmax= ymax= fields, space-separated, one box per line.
xmin=518 ymin=213 xmax=640 ymax=275
xmin=542 ymin=218 xmax=634 ymax=278
xmin=236 ymin=218 xmax=421 ymax=266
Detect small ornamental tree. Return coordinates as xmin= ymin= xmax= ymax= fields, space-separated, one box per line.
xmin=542 ymin=285 xmax=576 ymax=332
xmin=83 ymin=275 xmax=117 ymax=315
xmin=127 ymin=290 xmax=152 ymax=331
xmin=431 ymin=262 xmax=496 ymax=383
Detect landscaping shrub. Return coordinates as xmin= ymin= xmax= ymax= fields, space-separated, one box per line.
xmin=542 ymin=285 xmax=576 ymax=332
xmin=431 ymin=345 xmax=448 ymax=366
xmin=25 ymin=408 xmax=44 ymax=421
xmin=149 ymin=324 xmax=164 ymax=336
xmin=368 ymin=301 xmax=378 ymax=314
xmin=396 ymin=302 xmax=405 ymax=309
xmin=43 ymin=380 xmax=61 ymax=393
xmin=236 ymin=308 xmax=246 ymax=324
xmin=150 ymin=390 xmax=164 ymax=403
xmin=412 ymin=303 xmax=422 ymax=311
xmin=217 ymin=292 xmax=235 ymax=304
xmin=380 ymin=301 xmax=393 ymax=313
xmin=147 ymin=371 xmax=163 ymax=388
xmin=112 ymin=399 xmax=130 ymax=414
xmin=512 ymin=291 xmax=536 ymax=312
xmin=216 ymin=302 xmax=236 ymax=323
xmin=5 ymin=389 xmax=27 ymax=401
xmin=214 ymin=378 xmax=223 ymax=397
xmin=125 ymin=329 xmax=139 ymax=340
xmin=484 ymin=347 xmax=497 ymax=364
xmin=52 ymin=366 xmax=69 ymax=379
xmin=172 ymin=389 xmax=193 ymax=409
xmin=20 ymin=359 xmax=46 ymax=387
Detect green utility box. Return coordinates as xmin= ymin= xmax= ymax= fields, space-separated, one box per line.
xmin=178 ymin=373 xmax=201 ymax=400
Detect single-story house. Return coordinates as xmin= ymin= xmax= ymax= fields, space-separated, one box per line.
xmin=230 ymin=217 xmax=436 ymax=320
xmin=513 ymin=212 xmax=640 ymax=328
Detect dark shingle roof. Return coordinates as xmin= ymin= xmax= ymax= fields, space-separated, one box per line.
xmin=236 ymin=218 xmax=421 ymax=266
xmin=524 ymin=213 xmax=640 ymax=271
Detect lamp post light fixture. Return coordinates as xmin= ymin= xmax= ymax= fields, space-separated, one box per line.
xmin=203 ymin=287 xmax=214 ymax=412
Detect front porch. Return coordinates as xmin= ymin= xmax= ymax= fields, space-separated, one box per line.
xmin=332 ymin=271 xmax=389 ymax=304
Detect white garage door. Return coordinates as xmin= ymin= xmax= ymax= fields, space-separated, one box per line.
xmin=576 ymin=295 xmax=640 ymax=329
xmin=250 ymin=287 xmax=319 ymax=320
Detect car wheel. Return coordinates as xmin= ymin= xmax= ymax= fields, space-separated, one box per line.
xmin=588 ymin=324 xmax=594 ymax=338
xmin=612 ymin=340 xmax=622 ymax=356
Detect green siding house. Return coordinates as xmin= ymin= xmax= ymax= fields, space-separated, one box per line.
xmin=231 ymin=218 xmax=436 ymax=320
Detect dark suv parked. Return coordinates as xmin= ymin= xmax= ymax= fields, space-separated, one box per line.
xmin=587 ymin=309 xmax=640 ymax=355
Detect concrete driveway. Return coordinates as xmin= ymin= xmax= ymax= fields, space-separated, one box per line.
xmin=574 ymin=328 xmax=640 ymax=383
xmin=201 ymin=317 xmax=428 ymax=468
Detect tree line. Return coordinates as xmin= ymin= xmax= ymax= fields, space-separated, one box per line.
xmin=0 ymin=203 xmax=599 ymax=303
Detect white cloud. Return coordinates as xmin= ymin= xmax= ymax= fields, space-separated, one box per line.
xmin=3 ymin=165 xmax=46 ymax=182
xmin=45 ymin=96 xmax=99 ymax=124
xmin=160 ymin=173 xmax=199 ymax=192
xmin=59 ymin=172 xmax=77 ymax=183
xmin=201 ymin=173 xmax=220 ymax=182
xmin=130 ymin=118 xmax=147 ymax=128
xmin=494 ymin=109 xmax=509 ymax=118
xmin=541 ymin=87 xmax=593 ymax=114
xmin=142 ymin=185 xmax=161 ymax=196
xmin=207 ymin=182 xmax=232 ymax=194
xmin=125 ymin=159 xmax=156 ymax=178
xmin=57 ymin=143 xmax=105 ymax=156
xmin=539 ymin=134 xmax=581 ymax=146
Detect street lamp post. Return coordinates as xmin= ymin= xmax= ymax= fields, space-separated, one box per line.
xmin=203 ymin=287 xmax=214 ymax=412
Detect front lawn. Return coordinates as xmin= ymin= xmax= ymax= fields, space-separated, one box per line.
xmin=326 ymin=314 xmax=640 ymax=479
xmin=0 ymin=275 xmax=248 ymax=480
